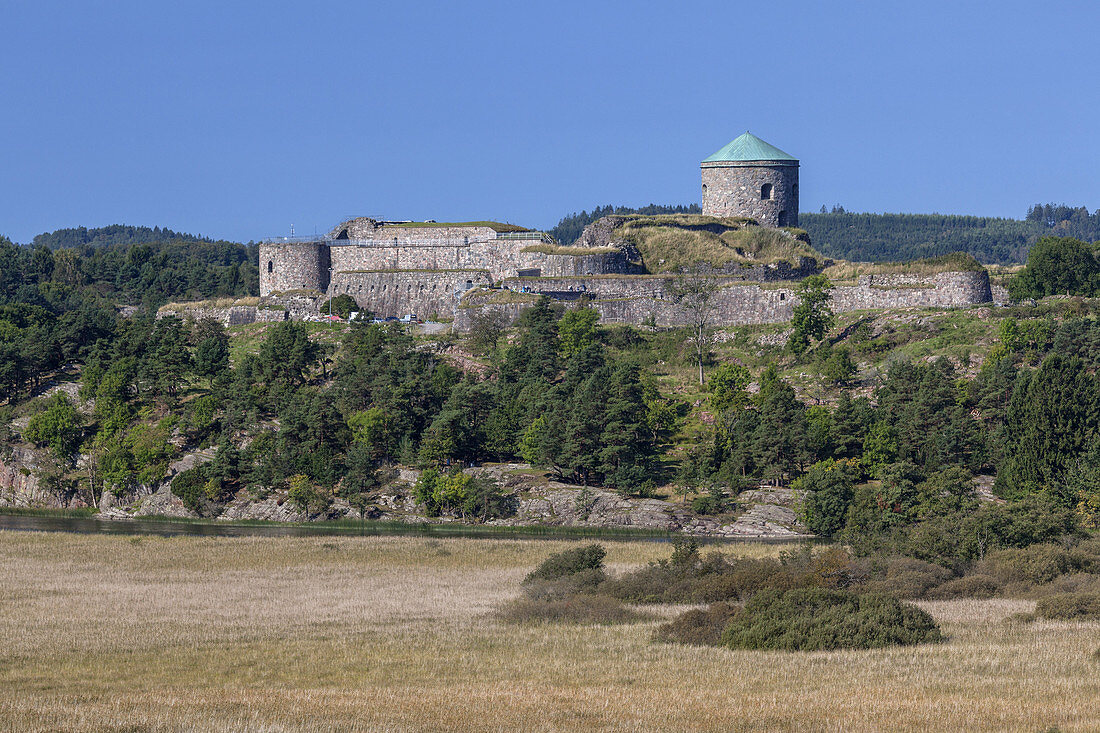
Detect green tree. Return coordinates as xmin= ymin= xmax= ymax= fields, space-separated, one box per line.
xmin=348 ymin=407 xmax=393 ymax=462
xmin=24 ymin=393 xmax=84 ymax=461
xmin=1007 ymin=236 xmax=1100 ymax=299
xmin=794 ymin=458 xmax=858 ymax=536
xmin=194 ymin=331 xmax=230 ymax=385
xmin=997 ymin=353 xmax=1100 ymax=504
xmin=787 ymin=275 xmax=835 ymax=356
xmin=558 ymin=307 xmax=599 ymax=357
xmin=707 ymin=363 xmax=750 ymax=414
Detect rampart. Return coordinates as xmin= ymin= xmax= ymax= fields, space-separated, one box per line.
xmin=455 ymin=271 xmax=993 ymax=331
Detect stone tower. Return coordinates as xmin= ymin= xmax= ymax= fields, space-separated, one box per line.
xmin=259 ymin=241 xmax=330 ymax=296
xmin=701 ymin=132 xmax=799 ymax=227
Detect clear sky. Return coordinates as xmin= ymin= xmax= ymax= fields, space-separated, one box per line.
xmin=2 ymin=0 xmax=1098 ymax=243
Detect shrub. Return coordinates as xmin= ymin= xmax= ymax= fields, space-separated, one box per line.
xmin=861 ymin=557 xmax=955 ymax=599
xmin=602 ymin=546 xmax=867 ymax=604
xmin=523 ymin=568 xmax=607 ymax=602
xmin=495 ymin=593 xmax=649 ymax=625
xmin=976 ymin=544 xmax=1098 ymax=587
xmin=524 ymin=544 xmax=606 ymax=584
xmin=287 ymin=474 xmax=330 ymax=515
xmin=719 ymin=588 xmax=944 ymax=651
xmin=653 ymin=602 xmax=739 ymax=646
xmin=320 ymin=293 xmax=359 ymax=318
xmin=926 ymin=574 xmax=1003 ymax=600
xmin=1034 ymin=592 xmax=1100 ymax=620
xmin=170 ymin=467 xmax=207 ymax=514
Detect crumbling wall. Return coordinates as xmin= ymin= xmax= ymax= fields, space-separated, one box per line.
xmin=327 ymin=270 xmax=494 ymax=319
xmin=456 ymin=271 xmax=993 ymax=331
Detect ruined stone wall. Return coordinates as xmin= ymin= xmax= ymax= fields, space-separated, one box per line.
xmin=458 ymin=270 xmax=992 ymax=331
xmin=701 ymin=161 xmax=799 ymax=226
xmin=328 ymin=241 xmax=636 ymax=282
xmin=158 ymin=305 xmax=289 ymax=326
xmin=327 ymin=270 xmax=494 ymax=319
xmin=259 ymin=242 xmax=329 ymax=295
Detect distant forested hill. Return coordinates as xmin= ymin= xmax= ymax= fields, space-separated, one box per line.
xmin=30 ymin=224 xmax=216 ymax=250
xmin=801 ymin=204 xmax=1100 ymax=265
xmin=549 ymin=204 xmax=701 ymax=246
xmin=3 ymin=226 xmax=258 ymax=309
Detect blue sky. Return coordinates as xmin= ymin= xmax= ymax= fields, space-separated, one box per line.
xmin=2 ymin=0 xmax=1098 ymax=243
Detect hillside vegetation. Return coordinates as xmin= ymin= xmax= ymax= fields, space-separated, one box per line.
xmin=608 ymin=215 xmax=818 ymax=272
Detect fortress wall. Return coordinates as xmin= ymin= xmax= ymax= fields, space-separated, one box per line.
xmin=328 ymin=241 xmax=638 ymax=282
xmin=260 ymin=242 xmax=329 ymax=296
xmin=457 ymin=271 xmax=992 ymax=331
xmin=327 ymin=270 xmax=493 ymax=319
xmin=830 ymin=271 xmax=993 ymax=311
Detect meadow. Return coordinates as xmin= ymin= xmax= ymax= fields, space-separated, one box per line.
xmin=2 ymin=532 xmax=1098 ymax=731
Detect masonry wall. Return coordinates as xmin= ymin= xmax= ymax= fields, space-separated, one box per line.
xmin=260 ymin=242 xmax=329 ymax=295
xmin=327 ymin=270 xmax=494 ymax=319
xmin=457 ymin=271 xmax=992 ymax=331
xmin=327 ymin=241 xmax=636 ymax=282
xmin=701 ymin=161 xmax=799 ymax=226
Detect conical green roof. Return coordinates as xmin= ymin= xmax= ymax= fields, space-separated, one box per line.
xmin=703 ymin=132 xmax=797 ymax=163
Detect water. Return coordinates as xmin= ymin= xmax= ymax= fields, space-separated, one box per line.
xmin=0 ymin=513 xmax=818 ymax=544
xmin=0 ymin=513 xmax=675 ymax=541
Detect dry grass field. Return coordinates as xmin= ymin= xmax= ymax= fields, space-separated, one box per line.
xmin=1 ymin=532 xmax=1098 ymax=732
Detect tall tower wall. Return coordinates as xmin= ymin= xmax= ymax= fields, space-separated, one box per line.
xmin=259 ymin=242 xmax=330 ymax=296
xmin=701 ymin=161 xmax=799 ymax=227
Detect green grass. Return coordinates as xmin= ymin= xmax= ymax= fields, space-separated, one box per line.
xmin=604 ymin=214 xmax=819 ymax=273
xmin=0 ymin=506 xmax=98 ymax=518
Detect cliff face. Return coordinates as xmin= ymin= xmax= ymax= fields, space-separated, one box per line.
xmin=0 ymin=446 xmax=64 ymax=508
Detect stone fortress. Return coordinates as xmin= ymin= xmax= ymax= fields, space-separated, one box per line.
xmin=252 ymin=133 xmax=993 ymax=329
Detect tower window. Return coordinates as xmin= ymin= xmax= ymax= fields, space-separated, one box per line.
xmin=760 ymin=183 xmax=772 ymax=200
xmin=792 ymin=184 xmax=798 ymax=197
xmin=702 ymin=184 xmax=708 ymax=198
xmin=267 ymin=261 xmax=273 ymax=273
xmin=778 ymin=210 xmax=788 ymax=226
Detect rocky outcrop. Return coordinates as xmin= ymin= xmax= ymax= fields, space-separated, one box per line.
xmin=0 ymin=446 xmax=52 ymax=507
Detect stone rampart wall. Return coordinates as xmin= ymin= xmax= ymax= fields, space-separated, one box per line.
xmin=327 ymin=270 xmax=494 ymax=319
xmin=157 ymin=304 xmax=290 ymax=326
xmin=456 ymin=270 xmax=992 ymax=331
xmin=328 ymin=241 xmax=635 ymax=281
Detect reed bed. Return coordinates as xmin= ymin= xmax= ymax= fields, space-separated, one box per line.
xmin=1 ymin=532 xmax=1097 ymax=732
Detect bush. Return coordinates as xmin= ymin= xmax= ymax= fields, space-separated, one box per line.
xmin=287 ymin=474 xmax=330 ymax=515
xmin=601 ymin=546 xmax=867 ymax=604
xmin=976 ymin=544 xmax=1098 ymax=587
xmin=861 ymin=557 xmax=955 ymax=599
xmin=170 ymin=467 xmax=207 ymax=515
xmin=1034 ymin=592 xmax=1100 ymax=620
xmin=653 ymin=602 xmax=739 ymax=646
xmin=495 ymin=593 xmax=650 ymax=625
xmin=719 ymin=588 xmax=944 ymax=651
xmin=524 ymin=544 xmax=606 ymax=584
xmin=926 ymin=574 xmax=1003 ymax=600
xmin=320 ymin=293 xmax=359 ymax=318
